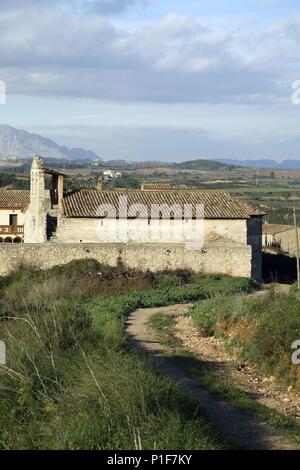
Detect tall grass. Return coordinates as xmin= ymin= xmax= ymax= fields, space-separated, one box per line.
xmin=0 ymin=260 xmax=255 ymax=449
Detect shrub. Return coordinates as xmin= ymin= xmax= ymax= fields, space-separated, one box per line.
xmin=190 ymin=286 xmax=300 ymax=387
xmin=246 ymin=294 xmax=300 ymax=380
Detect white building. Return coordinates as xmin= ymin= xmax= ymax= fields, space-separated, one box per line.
xmin=0 ymin=190 xmax=29 ymax=242
xmin=103 ymin=170 xmax=122 ymax=178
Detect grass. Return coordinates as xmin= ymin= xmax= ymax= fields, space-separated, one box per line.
xmin=148 ymin=314 xmax=179 ymax=348
xmin=0 ymin=260 xmax=255 ymax=450
xmin=149 ymin=310 xmax=300 ymax=442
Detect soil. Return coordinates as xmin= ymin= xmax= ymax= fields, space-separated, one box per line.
xmin=174 ymin=313 xmax=300 ymax=421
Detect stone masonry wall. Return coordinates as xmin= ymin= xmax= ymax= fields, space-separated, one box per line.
xmin=0 ymin=242 xmax=254 ymax=280
xmin=55 ymin=217 xmax=247 ymax=244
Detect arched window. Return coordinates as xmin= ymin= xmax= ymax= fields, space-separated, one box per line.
xmin=4 ymin=237 xmax=12 ymax=243
xmin=13 ymin=237 xmax=22 ymax=243
xmin=0 ymin=237 xmax=3 ymax=243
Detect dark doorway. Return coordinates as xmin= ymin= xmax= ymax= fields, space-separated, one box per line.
xmin=9 ymin=214 xmax=18 ymax=226
xmin=47 ymin=215 xmax=58 ymax=240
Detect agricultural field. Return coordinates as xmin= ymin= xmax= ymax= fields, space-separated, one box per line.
xmin=2 ymin=159 xmax=300 ymax=224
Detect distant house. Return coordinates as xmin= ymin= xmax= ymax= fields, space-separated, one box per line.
xmin=0 ymin=190 xmax=29 ymax=242
xmin=103 ymin=170 xmax=122 ymax=179
xmin=262 ymin=223 xmax=298 ymax=255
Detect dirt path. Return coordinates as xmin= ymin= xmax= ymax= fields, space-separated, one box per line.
xmin=174 ymin=315 xmax=300 ymax=421
xmin=126 ymin=304 xmax=300 ymax=450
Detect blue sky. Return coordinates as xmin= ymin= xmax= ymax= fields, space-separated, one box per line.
xmin=0 ymin=0 xmax=299 ymax=161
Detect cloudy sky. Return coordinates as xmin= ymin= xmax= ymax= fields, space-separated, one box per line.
xmin=0 ymin=0 xmax=299 ymax=161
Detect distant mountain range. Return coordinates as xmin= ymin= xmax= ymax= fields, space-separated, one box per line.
xmin=212 ymin=158 xmax=300 ymax=170
xmin=0 ymin=124 xmax=100 ymax=161
xmin=1 ymin=124 xmax=300 ymax=170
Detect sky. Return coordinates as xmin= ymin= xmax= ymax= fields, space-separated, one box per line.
xmin=0 ymin=0 xmax=300 ymax=162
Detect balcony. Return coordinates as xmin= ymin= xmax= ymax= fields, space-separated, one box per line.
xmin=0 ymin=225 xmax=24 ymax=236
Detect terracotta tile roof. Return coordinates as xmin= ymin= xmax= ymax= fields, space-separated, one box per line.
xmin=0 ymin=190 xmax=30 ymax=210
xmin=262 ymin=224 xmax=294 ymax=235
xmin=62 ymin=189 xmax=263 ymax=219
xmin=141 ymin=183 xmax=172 ymax=191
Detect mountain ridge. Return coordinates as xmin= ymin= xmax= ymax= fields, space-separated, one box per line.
xmin=0 ymin=124 xmax=100 ymax=161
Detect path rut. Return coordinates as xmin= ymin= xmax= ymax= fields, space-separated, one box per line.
xmin=126 ymin=304 xmax=300 ymax=450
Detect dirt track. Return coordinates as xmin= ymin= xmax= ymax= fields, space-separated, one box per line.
xmin=126 ymin=304 xmax=300 ymax=450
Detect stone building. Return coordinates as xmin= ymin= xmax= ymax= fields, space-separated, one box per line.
xmin=0 ymin=156 xmax=264 ymax=281
xmin=262 ymin=223 xmax=299 ymax=256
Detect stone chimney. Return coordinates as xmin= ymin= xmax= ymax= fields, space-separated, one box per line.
xmin=98 ymin=176 xmax=103 ymax=191
xmin=24 ymin=155 xmax=48 ymax=243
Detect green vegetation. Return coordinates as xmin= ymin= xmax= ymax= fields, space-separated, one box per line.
xmin=173 ymin=159 xmax=237 ymax=171
xmin=190 ymin=287 xmax=300 ymax=386
xmin=0 ymin=172 xmax=30 ymax=189
xmin=105 ymin=174 xmax=140 ymax=189
xmin=0 ymin=260 xmax=255 ymax=450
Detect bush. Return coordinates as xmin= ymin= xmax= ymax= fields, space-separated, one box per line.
xmin=190 ymin=286 xmax=300 ymax=387
xmin=191 ymin=290 xmax=265 ymax=336
xmin=246 ymin=294 xmax=300 ymax=380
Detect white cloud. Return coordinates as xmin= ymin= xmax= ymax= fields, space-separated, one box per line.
xmin=0 ymin=6 xmax=298 ymax=105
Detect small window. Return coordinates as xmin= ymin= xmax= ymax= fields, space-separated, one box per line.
xmin=9 ymin=214 xmax=18 ymax=226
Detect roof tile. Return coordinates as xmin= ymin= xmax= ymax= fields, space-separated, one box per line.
xmin=0 ymin=190 xmax=30 ymax=210
xmin=62 ymin=189 xmax=263 ymax=219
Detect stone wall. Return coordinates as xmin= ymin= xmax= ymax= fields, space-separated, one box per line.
xmin=55 ymin=217 xmax=248 ymax=244
xmin=0 ymin=242 xmax=255 ymax=280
